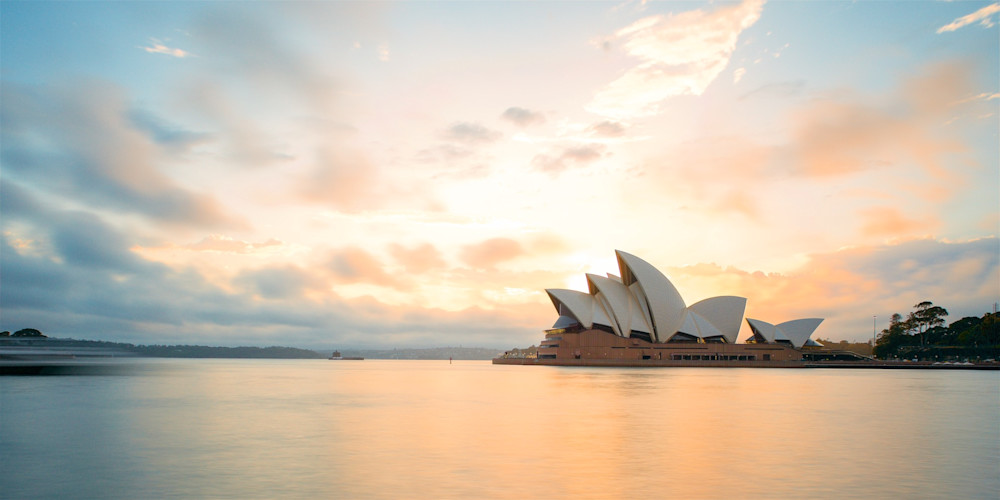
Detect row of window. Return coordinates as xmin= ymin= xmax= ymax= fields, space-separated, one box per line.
xmin=671 ymin=354 xmax=767 ymax=361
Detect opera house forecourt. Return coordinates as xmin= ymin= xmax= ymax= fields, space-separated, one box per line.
xmin=494 ymin=250 xmax=864 ymax=368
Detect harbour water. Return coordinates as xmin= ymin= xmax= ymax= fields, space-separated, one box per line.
xmin=2 ymin=360 xmax=997 ymax=499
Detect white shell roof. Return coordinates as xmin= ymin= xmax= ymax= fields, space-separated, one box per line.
xmin=746 ymin=318 xmax=778 ymax=343
xmin=542 ymin=251 xmax=818 ymax=346
xmin=587 ymin=274 xmax=652 ymax=337
xmin=546 ymin=289 xmax=594 ymax=329
xmin=746 ymin=317 xmax=824 ymax=348
xmin=615 ymin=250 xmax=686 ymax=341
xmin=688 ymin=296 xmax=747 ymax=344
xmin=777 ymin=318 xmax=824 ymax=348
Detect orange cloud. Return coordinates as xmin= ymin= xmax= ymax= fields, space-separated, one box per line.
xmin=459 ymin=238 xmax=525 ymax=269
xmin=327 ymin=247 xmax=408 ymax=290
xmin=183 ymin=235 xmax=283 ymax=253
xmin=788 ymin=61 xmax=972 ymax=179
xmin=859 ymin=207 xmax=935 ymax=239
xmin=664 ymin=237 xmax=998 ymax=341
xmin=389 ymin=243 xmax=447 ymax=274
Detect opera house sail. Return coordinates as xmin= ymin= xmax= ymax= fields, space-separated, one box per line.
xmin=496 ymin=250 xmax=833 ymax=367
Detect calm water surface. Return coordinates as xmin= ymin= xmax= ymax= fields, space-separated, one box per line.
xmin=2 ymin=360 xmax=997 ymax=499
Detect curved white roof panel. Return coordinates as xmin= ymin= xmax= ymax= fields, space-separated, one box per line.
xmin=543 ymin=251 xmax=823 ymax=347
xmin=688 ymin=296 xmax=747 ymax=344
xmin=615 ymin=250 xmax=686 ymax=341
xmin=746 ymin=318 xmax=777 ymax=343
xmin=778 ymin=318 xmax=824 ymax=348
xmin=587 ymin=274 xmax=632 ymax=332
xmin=546 ymin=289 xmax=594 ymax=329
xmin=588 ymin=274 xmax=652 ymax=337
xmin=591 ymin=294 xmax=617 ymax=333
xmin=690 ymin=311 xmax=724 ymax=339
xmin=747 ymin=317 xmax=824 ymax=348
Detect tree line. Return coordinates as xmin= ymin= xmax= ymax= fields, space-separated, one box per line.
xmin=874 ymin=301 xmax=1000 ymax=360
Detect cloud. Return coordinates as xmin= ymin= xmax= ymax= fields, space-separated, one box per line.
xmin=234 ymin=265 xmax=321 ymax=300
xmin=141 ymin=38 xmax=193 ymax=58
xmin=532 ymin=144 xmax=605 ymax=174
xmin=588 ymin=120 xmax=627 ymax=138
xmin=501 ymin=107 xmax=546 ymax=127
xmin=859 ymin=206 xmax=936 ymax=239
xmin=460 ymin=238 xmax=525 ymax=269
xmin=445 ymin=122 xmax=502 ymax=144
xmin=128 ymin=108 xmax=210 ymax=152
xmin=937 ymin=3 xmax=999 ymax=33
xmin=191 ymin=8 xmax=342 ymax=112
xmin=785 ymin=61 xmax=972 ymax=178
xmin=326 ymin=247 xmax=407 ymax=289
xmin=0 ymin=82 xmax=243 ymax=230
xmin=296 ymin=144 xmax=438 ymax=212
xmin=183 ymin=235 xmax=284 ymax=254
xmin=587 ymin=0 xmax=765 ymax=119
xmin=0 ymin=188 xmax=557 ymax=350
xmin=665 ymin=237 xmax=999 ymax=342
xmin=297 ymin=148 xmax=381 ymax=210
xmin=733 ymin=67 xmax=747 ymax=84
xmin=0 ymin=223 xmax=551 ymax=349
xmin=49 ymin=212 xmax=148 ymax=272
xmin=642 ymin=60 xmax=984 ymax=222
xmin=389 ymin=243 xmax=447 ymax=273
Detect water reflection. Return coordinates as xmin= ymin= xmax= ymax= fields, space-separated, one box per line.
xmin=2 ymin=361 xmax=996 ymax=499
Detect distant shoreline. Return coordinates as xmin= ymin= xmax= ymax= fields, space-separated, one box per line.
xmin=0 ymin=337 xmax=504 ymax=360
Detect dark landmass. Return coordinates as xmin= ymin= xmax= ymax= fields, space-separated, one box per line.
xmin=132 ymin=344 xmax=325 ymax=359
xmin=0 ymin=337 xmax=324 ymax=359
xmin=1 ymin=335 xmax=504 ymax=360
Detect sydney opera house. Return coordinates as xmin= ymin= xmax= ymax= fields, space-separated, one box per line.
xmin=495 ymin=250 xmax=834 ymax=367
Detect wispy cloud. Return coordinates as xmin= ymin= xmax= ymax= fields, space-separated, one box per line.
xmin=183 ymin=235 xmax=284 ymax=254
xmin=0 ymin=82 xmax=243 ymax=229
xmin=859 ymin=207 xmax=935 ymax=239
xmin=587 ymin=0 xmax=764 ymax=119
xmin=532 ymin=144 xmax=605 ymax=175
xmin=141 ymin=38 xmax=192 ymax=58
xmin=389 ymin=243 xmax=447 ymax=274
xmin=666 ymin=237 xmax=999 ymax=341
xmin=460 ymin=238 xmax=525 ymax=269
xmin=445 ymin=122 xmax=502 ymax=144
xmin=500 ymin=107 xmax=546 ymax=127
xmin=937 ymin=3 xmax=999 ymax=33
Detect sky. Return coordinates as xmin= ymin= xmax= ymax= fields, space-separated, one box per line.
xmin=1 ymin=0 xmax=998 ymax=350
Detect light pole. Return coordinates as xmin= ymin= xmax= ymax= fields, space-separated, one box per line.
xmin=872 ymin=315 xmax=877 ymax=358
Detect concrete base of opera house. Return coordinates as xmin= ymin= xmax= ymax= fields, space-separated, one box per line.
xmin=492 ymin=328 xmax=1000 ymax=369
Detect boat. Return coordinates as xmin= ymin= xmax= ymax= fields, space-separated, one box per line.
xmin=328 ymin=350 xmax=363 ymax=360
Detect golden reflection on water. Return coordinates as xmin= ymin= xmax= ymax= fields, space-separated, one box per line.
xmin=4 ymin=360 xmax=996 ymax=499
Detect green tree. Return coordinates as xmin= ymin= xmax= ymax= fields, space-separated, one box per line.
xmin=946 ymin=316 xmax=981 ymax=345
xmin=906 ymin=301 xmax=948 ymax=346
xmin=956 ymin=312 xmax=1000 ymax=346
xmin=874 ymin=313 xmax=909 ymax=359
xmin=12 ymin=328 xmax=46 ymax=338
